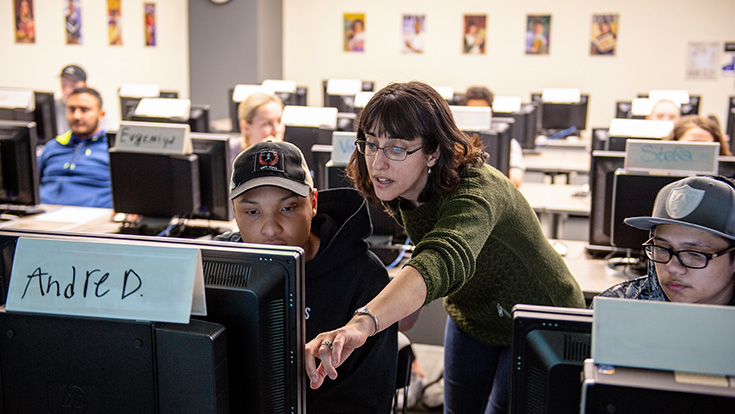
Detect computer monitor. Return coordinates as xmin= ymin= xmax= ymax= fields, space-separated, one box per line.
xmin=610 ymin=172 xmax=683 ymax=250
xmin=586 ymin=150 xmax=625 ymax=256
xmin=322 ymin=79 xmax=374 ymax=113
xmin=284 ymin=125 xmax=334 ymax=171
xmin=727 ymin=97 xmax=735 ymax=156
xmin=107 ymin=132 xmax=232 ymax=222
xmin=532 ymin=92 xmax=589 ymax=135
xmin=132 ymin=104 xmax=210 ymax=133
xmin=120 ymin=91 xmax=179 ymax=121
xmin=474 ymin=121 xmax=512 ymax=177
xmin=0 ymin=120 xmax=40 ymax=207
xmin=0 ymin=228 xmax=306 ymax=414
xmin=32 ymin=91 xmax=57 ymax=144
xmin=509 ymin=304 xmax=593 ymax=414
xmin=494 ymin=103 xmax=539 ymax=150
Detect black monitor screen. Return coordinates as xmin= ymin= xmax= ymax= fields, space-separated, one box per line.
xmin=540 ymin=95 xmax=589 ymax=132
xmin=587 ymin=151 xmax=625 ymax=254
xmin=610 ymin=172 xmax=682 ymax=250
xmin=33 ymin=91 xmax=57 ymax=144
xmin=510 ymin=304 xmax=593 ymax=414
xmin=475 ymin=121 xmax=512 ymax=177
xmin=109 ymin=149 xmax=201 ymax=218
xmin=190 ymin=133 xmax=233 ymax=221
xmin=284 ymin=125 xmax=334 ymax=171
xmin=0 ymin=120 xmax=40 ymax=206
xmin=0 ymin=229 xmax=306 ymax=414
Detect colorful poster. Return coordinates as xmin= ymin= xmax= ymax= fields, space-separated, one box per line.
xmin=687 ymin=42 xmax=719 ymax=80
xmin=463 ymin=14 xmax=486 ymax=55
xmin=402 ymin=14 xmax=426 ymax=54
xmin=526 ymin=15 xmax=551 ymax=55
xmin=14 ymin=0 xmax=36 ymax=44
xmin=65 ymin=0 xmax=82 ymax=45
xmin=590 ymin=14 xmax=618 ymax=56
xmin=108 ymin=0 xmax=122 ymax=46
xmin=344 ymin=13 xmax=365 ymax=52
xmin=144 ymin=2 xmax=156 ymax=47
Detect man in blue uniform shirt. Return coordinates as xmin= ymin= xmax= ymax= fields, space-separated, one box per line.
xmin=215 ymin=141 xmax=398 ymax=413
xmin=38 ymin=87 xmax=111 ymax=208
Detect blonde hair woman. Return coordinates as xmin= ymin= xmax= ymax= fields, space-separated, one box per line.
xmin=237 ymin=93 xmax=285 ymax=150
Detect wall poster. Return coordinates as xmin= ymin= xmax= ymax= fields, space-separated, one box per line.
xmin=14 ymin=0 xmax=36 ymax=44
xmin=590 ymin=14 xmax=618 ymax=56
xmin=463 ymin=14 xmax=486 ymax=55
xmin=344 ymin=13 xmax=365 ymax=52
xmin=65 ymin=0 xmax=82 ymax=45
xmin=144 ymin=2 xmax=156 ymax=46
xmin=402 ymin=14 xmax=426 ymax=54
xmin=526 ymin=14 xmax=550 ymax=55
xmin=108 ymin=0 xmax=122 ymax=46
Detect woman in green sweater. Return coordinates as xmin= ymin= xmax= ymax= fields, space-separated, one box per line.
xmin=304 ymin=81 xmax=585 ymax=413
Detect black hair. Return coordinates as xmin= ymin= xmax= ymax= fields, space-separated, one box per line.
xmin=459 ymin=86 xmax=494 ymax=106
xmin=69 ymin=86 xmax=103 ymax=109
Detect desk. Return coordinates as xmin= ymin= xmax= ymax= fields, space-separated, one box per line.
xmin=524 ymin=148 xmax=590 ymax=184
xmin=0 ymin=205 xmax=237 ymax=235
xmin=520 ymin=182 xmax=590 ymax=239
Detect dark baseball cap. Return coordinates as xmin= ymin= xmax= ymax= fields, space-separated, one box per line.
xmin=229 ymin=141 xmax=314 ymax=200
xmin=59 ymin=65 xmax=87 ymax=82
xmin=625 ymin=176 xmax=735 ymax=241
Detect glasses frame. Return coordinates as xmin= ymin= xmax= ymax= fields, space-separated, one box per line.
xmin=642 ymin=238 xmax=735 ymax=269
xmin=354 ymin=139 xmax=423 ymax=161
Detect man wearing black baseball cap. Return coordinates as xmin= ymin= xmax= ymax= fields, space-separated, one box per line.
xmin=56 ymin=64 xmax=87 ymax=135
xmin=599 ymin=176 xmax=735 ymax=306
xmin=215 ymin=141 xmax=398 ymax=412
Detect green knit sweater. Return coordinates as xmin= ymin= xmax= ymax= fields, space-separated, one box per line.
xmin=400 ymin=164 xmax=585 ymax=346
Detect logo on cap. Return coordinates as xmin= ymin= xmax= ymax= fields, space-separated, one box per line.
xmin=666 ymin=184 xmax=705 ymax=219
xmin=255 ymin=149 xmax=283 ymax=172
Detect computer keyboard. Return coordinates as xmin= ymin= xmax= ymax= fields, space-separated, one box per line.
xmin=0 ymin=204 xmax=46 ymax=216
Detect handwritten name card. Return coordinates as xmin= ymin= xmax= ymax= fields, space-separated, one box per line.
xmin=5 ymin=238 xmax=206 ymax=323
xmin=331 ymin=131 xmax=357 ymax=166
xmin=116 ymin=121 xmax=192 ymax=154
xmin=624 ymin=139 xmax=719 ymax=176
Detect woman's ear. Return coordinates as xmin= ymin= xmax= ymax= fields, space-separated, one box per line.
xmin=427 ymin=148 xmax=440 ymax=167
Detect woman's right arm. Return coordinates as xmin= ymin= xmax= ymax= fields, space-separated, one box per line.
xmin=304 ymin=264 xmax=427 ymax=389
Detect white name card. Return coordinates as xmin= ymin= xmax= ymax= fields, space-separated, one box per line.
xmin=492 ymin=96 xmax=522 ymax=114
xmin=331 ymin=131 xmax=357 ymax=166
xmin=609 ymin=118 xmax=674 ymax=138
xmin=116 ymin=121 xmax=192 ymax=154
xmin=232 ymin=84 xmax=275 ymax=102
xmin=450 ymin=105 xmax=492 ymax=131
xmin=262 ymin=79 xmax=296 ymax=93
xmin=433 ymin=86 xmax=454 ymax=100
xmin=0 ymin=87 xmax=35 ymax=110
xmin=326 ymin=79 xmax=362 ymax=96
xmin=630 ymin=98 xmax=654 ymax=116
xmin=282 ymin=105 xmax=338 ymax=129
xmin=118 ymin=83 xmax=161 ymax=98
xmin=542 ymin=88 xmax=581 ymax=103
xmin=592 ymin=297 xmax=735 ymax=376
xmin=6 ymin=238 xmax=206 ymax=324
xmin=354 ymin=91 xmax=376 ymax=109
xmin=624 ymin=139 xmax=719 ymax=175
xmin=135 ymin=98 xmax=191 ymax=120
xmin=649 ymin=89 xmax=690 ymax=105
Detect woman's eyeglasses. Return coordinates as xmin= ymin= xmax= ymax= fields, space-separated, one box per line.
xmin=354 ymin=140 xmax=423 ymax=161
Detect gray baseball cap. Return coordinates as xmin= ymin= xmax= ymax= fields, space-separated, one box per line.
xmin=625 ymin=176 xmax=735 ymax=241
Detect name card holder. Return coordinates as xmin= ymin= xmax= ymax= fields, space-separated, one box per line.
xmin=5 ymin=238 xmax=206 ymax=324
xmin=326 ymin=79 xmax=362 ymax=96
xmin=354 ymin=91 xmax=376 ymax=109
xmin=609 ymin=118 xmax=673 ymax=138
xmin=433 ymin=86 xmax=454 ymax=100
xmin=116 ymin=120 xmax=192 ymax=155
xmin=118 ymin=83 xmax=161 ymax=98
xmin=493 ymin=96 xmax=522 ymax=114
xmin=0 ymin=87 xmax=35 ymax=111
xmin=282 ymin=106 xmax=338 ymax=129
xmin=135 ymin=98 xmax=191 ymax=120
xmin=542 ymin=88 xmax=581 ymax=103
xmin=624 ymin=139 xmax=719 ymax=176
xmin=232 ymin=84 xmax=275 ymax=103
xmin=331 ymin=131 xmax=357 ymax=166
xmin=262 ymin=79 xmax=297 ymax=93
xmin=450 ymin=106 xmax=492 ymax=132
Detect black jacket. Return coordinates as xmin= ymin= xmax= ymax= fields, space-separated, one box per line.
xmin=217 ymin=188 xmax=398 ymax=413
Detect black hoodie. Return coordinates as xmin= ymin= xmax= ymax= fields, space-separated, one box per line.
xmin=216 ymin=188 xmax=398 ymax=413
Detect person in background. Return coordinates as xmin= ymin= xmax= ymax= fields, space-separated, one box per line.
xmin=304 ymin=81 xmax=585 ymax=414
xmin=38 ymin=87 xmax=111 ymax=208
xmin=55 ymin=64 xmax=87 ymax=136
xmin=646 ymin=99 xmax=681 ymax=122
xmin=460 ymin=86 xmax=526 ymax=188
xmin=598 ymin=176 xmax=735 ymax=306
xmin=215 ymin=141 xmax=397 ymax=413
xmin=237 ymin=92 xmax=285 ymax=151
xmin=664 ymin=115 xmax=731 ymax=156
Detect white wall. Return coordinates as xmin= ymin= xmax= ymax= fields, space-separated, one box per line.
xmin=1 ymin=0 xmax=189 ymax=129
xmin=283 ymin=0 xmax=735 ymax=132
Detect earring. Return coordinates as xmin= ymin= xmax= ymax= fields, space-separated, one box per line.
xmin=428 ymin=166 xmax=433 ymax=174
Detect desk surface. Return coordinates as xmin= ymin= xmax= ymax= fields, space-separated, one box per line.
xmin=524 ymin=149 xmax=590 ymax=175
xmin=520 ymin=182 xmax=590 ymax=216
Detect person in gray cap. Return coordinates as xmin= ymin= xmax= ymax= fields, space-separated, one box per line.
xmin=56 ymin=64 xmax=87 ymax=135
xmin=214 ymin=141 xmax=398 ymax=413
xmin=599 ymin=175 xmax=735 ymax=305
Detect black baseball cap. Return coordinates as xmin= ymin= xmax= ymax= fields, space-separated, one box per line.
xmin=625 ymin=176 xmax=735 ymax=241
xmin=59 ymin=65 xmax=87 ymax=82
xmin=229 ymin=141 xmax=314 ymax=200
